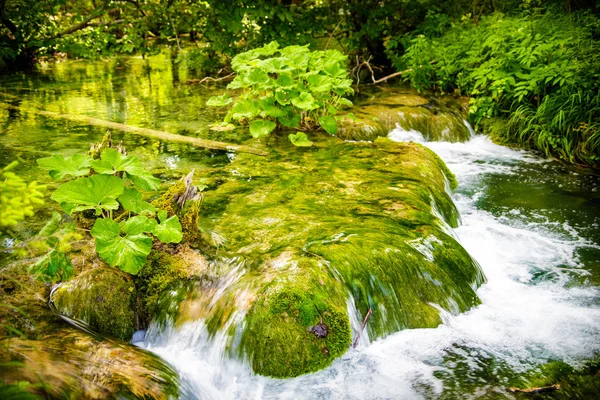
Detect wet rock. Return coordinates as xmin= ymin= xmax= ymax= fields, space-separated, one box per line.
xmin=309 ymin=322 xmax=329 ymax=338
xmin=50 ymin=267 xmax=137 ymax=340
xmin=0 ymin=329 xmax=179 ymax=399
xmin=168 ymin=137 xmax=484 ymax=378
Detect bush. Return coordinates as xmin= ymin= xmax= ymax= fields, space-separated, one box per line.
xmin=392 ymin=10 xmax=600 ymax=166
xmin=207 ymin=41 xmax=355 ymax=146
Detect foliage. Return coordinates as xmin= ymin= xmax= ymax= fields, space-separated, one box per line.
xmin=393 ymin=10 xmax=600 ymax=166
xmin=0 ymin=161 xmax=45 ymax=231
xmin=28 ymin=212 xmax=80 ymax=283
xmin=38 ymin=149 xmax=183 ymax=275
xmin=207 ymin=41 xmax=354 ymax=145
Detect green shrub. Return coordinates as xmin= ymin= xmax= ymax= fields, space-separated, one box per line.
xmin=391 ymin=10 xmax=600 ymax=166
xmin=38 ymin=144 xmax=183 ymax=275
xmin=207 ymin=41 xmax=354 ymax=146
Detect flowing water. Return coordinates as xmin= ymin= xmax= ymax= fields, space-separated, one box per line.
xmin=1 ymin=54 xmax=599 ymax=399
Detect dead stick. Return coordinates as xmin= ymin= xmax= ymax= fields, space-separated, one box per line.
xmin=0 ymin=102 xmax=267 ymax=156
xmin=353 ymin=307 xmax=372 ymax=348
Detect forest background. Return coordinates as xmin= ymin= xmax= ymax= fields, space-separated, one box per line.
xmin=1 ymin=0 xmax=599 ymax=166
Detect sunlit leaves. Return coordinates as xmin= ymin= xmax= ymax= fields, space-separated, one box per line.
xmin=91 ymin=217 xmax=153 ymax=275
xmin=118 ymin=187 xmax=156 ymax=215
xmin=206 ymin=94 xmax=233 ymax=107
xmin=92 ymin=148 xmax=160 ymax=191
xmin=37 ymin=154 xmax=91 ymax=179
xmin=152 ymin=210 xmax=183 ymax=244
xmin=212 ymin=41 xmax=353 ymax=146
xmin=51 ymin=174 xmax=124 ymax=215
xmin=288 ymin=132 xmax=313 ymax=147
xmin=249 ymin=119 xmax=277 ymax=138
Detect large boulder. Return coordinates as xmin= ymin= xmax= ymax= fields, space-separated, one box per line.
xmin=161 ymin=136 xmax=485 ymax=378
xmin=50 ymin=267 xmax=137 ymax=340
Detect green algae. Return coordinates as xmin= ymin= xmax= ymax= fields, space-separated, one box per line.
xmin=162 ymin=135 xmax=485 ymax=378
xmin=51 ymin=267 xmax=137 ymax=340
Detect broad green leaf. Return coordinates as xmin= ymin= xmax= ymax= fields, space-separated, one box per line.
xmin=289 ymin=132 xmax=313 ymax=147
xmin=277 ymin=74 xmax=296 ymax=88
xmin=337 ymin=98 xmax=353 ymax=107
xmin=231 ymin=99 xmax=260 ymax=121
xmin=37 ymin=154 xmax=91 ymax=180
xmin=307 ymin=75 xmax=333 ymax=92
xmin=318 ymin=115 xmax=338 ymax=135
xmin=152 ymin=210 xmax=183 ymax=243
xmin=275 ymin=90 xmax=298 ymax=105
xmin=206 ymin=94 xmax=233 ymax=107
xmin=278 ymin=114 xmax=301 ymax=128
xmin=291 ymin=92 xmax=317 ymax=110
xmin=323 ymin=61 xmax=346 ymax=78
xmin=51 ymin=175 xmax=124 ymax=215
xmin=249 ymin=119 xmax=277 ymax=138
xmin=118 ymin=188 xmax=156 ymax=215
xmin=91 ymin=217 xmax=153 ymax=275
xmin=247 ymin=68 xmax=270 ymax=85
xmin=122 ymin=215 xmax=157 ymax=235
xmin=91 ymin=148 xmax=160 ymax=191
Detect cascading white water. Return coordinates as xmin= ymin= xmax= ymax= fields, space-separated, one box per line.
xmin=139 ymin=124 xmax=600 ymax=399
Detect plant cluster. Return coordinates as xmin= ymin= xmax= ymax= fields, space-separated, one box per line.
xmin=207 ymin=41 xmax=354 ymax=146
xmin=37 ymin=148 xmax=183 ymax=275
xmin=0 ymin=161 xmax=45 ymax=231
xmin=393 ymin=10 xmax=600 ymax=166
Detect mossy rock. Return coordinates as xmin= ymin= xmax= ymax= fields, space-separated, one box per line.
xmin=241 ymin=253 xmax=351 ymax=378
xmin=166 ymin=137 xmax=484 ymax=378
xmin=0 ymin=260 xmax=180 ymax=399
xmin=0 ymin=329 xmax=179 ymax=399
xmin=51 ymin=267 xmax=137 ymax=340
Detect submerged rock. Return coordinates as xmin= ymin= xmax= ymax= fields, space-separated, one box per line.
xmin=163 ymin=136 xmax=485 ymax=378
xmin=50 ymin=267 xmax=137 ymax=340
xmin=0 ymin=329 xmax=179 ymax=399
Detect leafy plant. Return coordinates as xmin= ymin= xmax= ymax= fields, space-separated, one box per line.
xmin=207 ymin=41 xmax=354 ymax=146
xmin=38 ymin=149 xmax=183 ymax=275
xmin=391 ymin=10 xmax=600 ymax=166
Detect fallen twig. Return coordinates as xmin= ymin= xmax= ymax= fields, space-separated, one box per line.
xmin=508 ymin=384 xmax=561 ymax=394
xmin=353 ymin=307 xmax=372 ymax=348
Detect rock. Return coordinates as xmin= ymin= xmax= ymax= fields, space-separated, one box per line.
xmin=0 ymin=329 xmax=180 ymax=399
xmin=309 ymin=322 xmax=329 ymax=338
xmin=50 ymin=267 xmax=137 ymax=340
xmin=164 ymin=137 xmax=484 ymax=378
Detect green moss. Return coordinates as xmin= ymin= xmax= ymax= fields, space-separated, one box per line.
xmin=240 ymin=255 xmax=351 ymax=378
xmin=178 ymin=137 xmax=485 ymax=377
xmin=135 ymin=247 xmax=201 ymax=325
xmin=51 ymin=268 xmax=136 ymax=340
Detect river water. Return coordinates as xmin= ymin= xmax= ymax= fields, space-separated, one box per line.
xmin=1 ymin=55 xmax=599 ymax=399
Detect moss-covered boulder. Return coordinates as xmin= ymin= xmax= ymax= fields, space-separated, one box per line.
xmin=163 ymin=136 xmax=484 ymax=378
xmin=0 ymin=330 xmax=179 ymax=399
xmin=337 ymin=87 xmax=472 ymax=142
xmin=50 ymin=267 xmax=137 ymax=340
xmin=0 ymin=261 xmax=179 ymax=399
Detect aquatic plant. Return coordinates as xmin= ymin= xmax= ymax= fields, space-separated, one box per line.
xmin=38 ymin=147 xmax=183 ymax=275
xmin=207 ymin=41 xmax=354 ymax=146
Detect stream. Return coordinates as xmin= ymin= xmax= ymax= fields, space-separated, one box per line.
xmin=1 ymin=54 xmax=599 ymax=399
